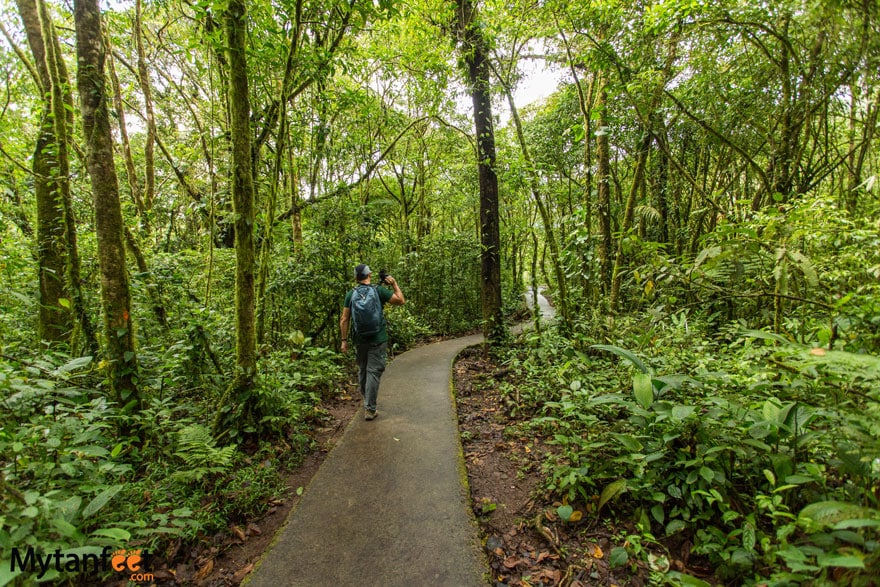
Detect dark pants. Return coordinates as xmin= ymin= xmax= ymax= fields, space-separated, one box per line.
xmin=356 ymin=341 xmax=387 ymax=412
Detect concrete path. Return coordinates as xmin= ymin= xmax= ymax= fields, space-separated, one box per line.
xmin=244 ymin=333 xmax=488 ymax=587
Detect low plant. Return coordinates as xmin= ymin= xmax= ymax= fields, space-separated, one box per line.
xmin=503 ymin=311 xmax=880 ymax=584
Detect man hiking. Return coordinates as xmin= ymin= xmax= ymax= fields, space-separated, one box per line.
xmin=340 ymin=264 xmax=406 ymax=420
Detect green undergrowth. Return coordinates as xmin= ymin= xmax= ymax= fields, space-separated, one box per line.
xmin=0 ymin=337 xmax=340 ymax=586
xmin=495 ymin=312 xmax=880 ymax=586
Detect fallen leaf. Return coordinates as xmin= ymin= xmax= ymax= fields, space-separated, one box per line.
xmin=231 ymin=525 xmax=246 ymax=542
xmin=232 ymin=562 xmax=254 ymax=583
xmin=193 ymin=559 xmax=213 ymax=582
xmin=537 ymin=569 xmax=561 ymax=582
xmin=503 ymin=555 xmax=526 ymax=569
xmin=589 ymin=543 xmax=604 ymax=559
xmin=809 ymin=347 xmax=827 ymax=356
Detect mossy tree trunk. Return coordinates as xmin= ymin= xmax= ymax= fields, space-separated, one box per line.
xmin=17 ymin=0 xmax=97 ymax=352
xmin=16 ymin=0 xmax=68 ymax=344
xmin=74 ymin=0 xmax=139 ymax=407
xmin=214 ymin=0 xmax=259 ymax=434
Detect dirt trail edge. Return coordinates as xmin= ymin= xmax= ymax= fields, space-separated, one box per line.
xmin=244 ymin=333 xmax=488 ymax=587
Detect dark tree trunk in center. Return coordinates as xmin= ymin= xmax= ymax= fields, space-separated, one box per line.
xmin=454 ymin=0 xmax=504 ymax=345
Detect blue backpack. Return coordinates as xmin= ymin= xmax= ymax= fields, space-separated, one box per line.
xmin=350 ymin=285 xmax=384 ymax=337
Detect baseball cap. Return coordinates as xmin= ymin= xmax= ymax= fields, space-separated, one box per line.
xmin=355 ymin=264 xmax=372 ymax=280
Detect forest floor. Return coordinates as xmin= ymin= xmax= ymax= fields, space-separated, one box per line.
xmin=454 ymin=347 xmax=660 ymax=587
xmin=158 ymin=337 xmax=711 ymax=586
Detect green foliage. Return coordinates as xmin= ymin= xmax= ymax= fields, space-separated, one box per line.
xmin=0 ymin=355 xmax=133 ymax=584
xmin=172 ymin=424 xmax=236 ymax=483
xmin=397 ymin=233 xmax=484 ymax=335
xmin=500 ymin=305 xmax=880 ymax=584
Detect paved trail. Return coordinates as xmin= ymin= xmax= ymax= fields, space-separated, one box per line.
xmin=244 ymin=333 xmax=488 ymax=587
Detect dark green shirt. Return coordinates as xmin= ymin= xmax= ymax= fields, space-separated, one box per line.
xmin=344 ymin=285 xmax=393 ymax=344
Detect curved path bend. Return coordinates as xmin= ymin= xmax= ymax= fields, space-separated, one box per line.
xmin=244 ymin=333 xmax=488 ymax=587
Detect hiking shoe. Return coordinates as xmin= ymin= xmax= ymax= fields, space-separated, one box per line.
xmin=365 ymin=410 xmax=377 ymax=421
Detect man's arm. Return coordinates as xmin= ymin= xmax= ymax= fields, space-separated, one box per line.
xmin=384 ymin=276 xmax=405 ymax=306
xmin=340 ymin=307 xmax=351 ymax=353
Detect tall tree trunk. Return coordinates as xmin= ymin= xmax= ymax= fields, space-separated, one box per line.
xmin=107 ymin=48 xmax=147 ymax=221
xmin=135 ymin=0 xmax=156 ymax=212
xmin=74 ymin=0 xmax=139 ymax=406
xmin=454 ymin=0 xmax=504 ymax=345
xmin=215 ymin=0 xmax=259 ymax=434
xmin=654 ymin=118 xmax=670 ymax=245
xmin=595 ymin=77 xmax=613 ymax=297
xmin=18 ymin=0 xmax=97 ymax=352
xmin=16 ymin=0 xmax=69 ymax=343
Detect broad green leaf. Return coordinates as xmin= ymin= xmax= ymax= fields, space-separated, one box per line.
xmin=633 ymin=373 xmax=654 ymax=409
xmin=693 ymin=246 xmax=721 ymax=269
xmin=598 ymin=479 xmax=627 ymax=512
xmin=557 ymin=505 xmax=573 ymax=522
xmin=748 ymin=421 xmax=774 ymax=440
xmin=664 ymin=571 xmax=713 ymax=587
xmin=671 ymin=405 xmax=695 ymax=421
xmin=590 ymin=344 xmax=650 ymax=374
xmin=816 ymin=553 xmax=865 ymax=569
xmin=82 ymin=485 xmax=124 ymax=519
xmin=56 ymin=356 xmax=92 ymax=374
xmin=51 ymin=518 xmax=81 ymax=539
xmin=787 ymin=250 xmax=818 ymax=287
xmin=0 ymin=565 xmax=24 ymax=587
xmin=651 ymin=504 xmax=664 ymax=524
xmin=609 ymin=546 xmax=628 ymax=568
xmin=799 ymin=501 xmax=879 ymax=528
xmin=740 ymin=329 xmax=793 ymax=345
xmin=834 ymin=519 xmax=880 ymax=530
xmin=91 ymin=528 xmax=131 ymax=541
xmin=611 ymin=433 xmax=643 ymax=452
xmin=699 ymin=467 xmax=714 ymax=483
xmin=665 ymin=519 xmax=686 ymax=535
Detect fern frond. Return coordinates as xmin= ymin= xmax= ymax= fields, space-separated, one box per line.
xmin=174 ymin=424 xmax=235 ymax=470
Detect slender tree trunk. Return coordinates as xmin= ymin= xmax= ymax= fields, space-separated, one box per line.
xmin=596 ymin=77 xmax=612 ymax=297
xmin=214 ymin=0 xmax=259 ymax=434
xmin=16 ymin=0 xmax=69 ymax=343
xmin=107 ymin=48 xmax=147 ymax=221
xmin=74 ymin=0 xmax=139 ymax=406
xmin=454 ymin=0 xmax=504 ymax=345
xmin=135 ymin=0 xmax=156 ymax=212
xmin=653 ymin=116 xmax=670 ymax=245
xmin=18 ymin=0 xmax=97 ymax=352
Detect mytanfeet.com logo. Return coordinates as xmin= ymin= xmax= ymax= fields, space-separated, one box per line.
xmin=9 ymin=546 xmax=154 ymax=583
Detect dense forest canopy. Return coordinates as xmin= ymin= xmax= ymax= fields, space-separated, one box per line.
xmin=1 ymin=0 xmax=878 ymax=584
